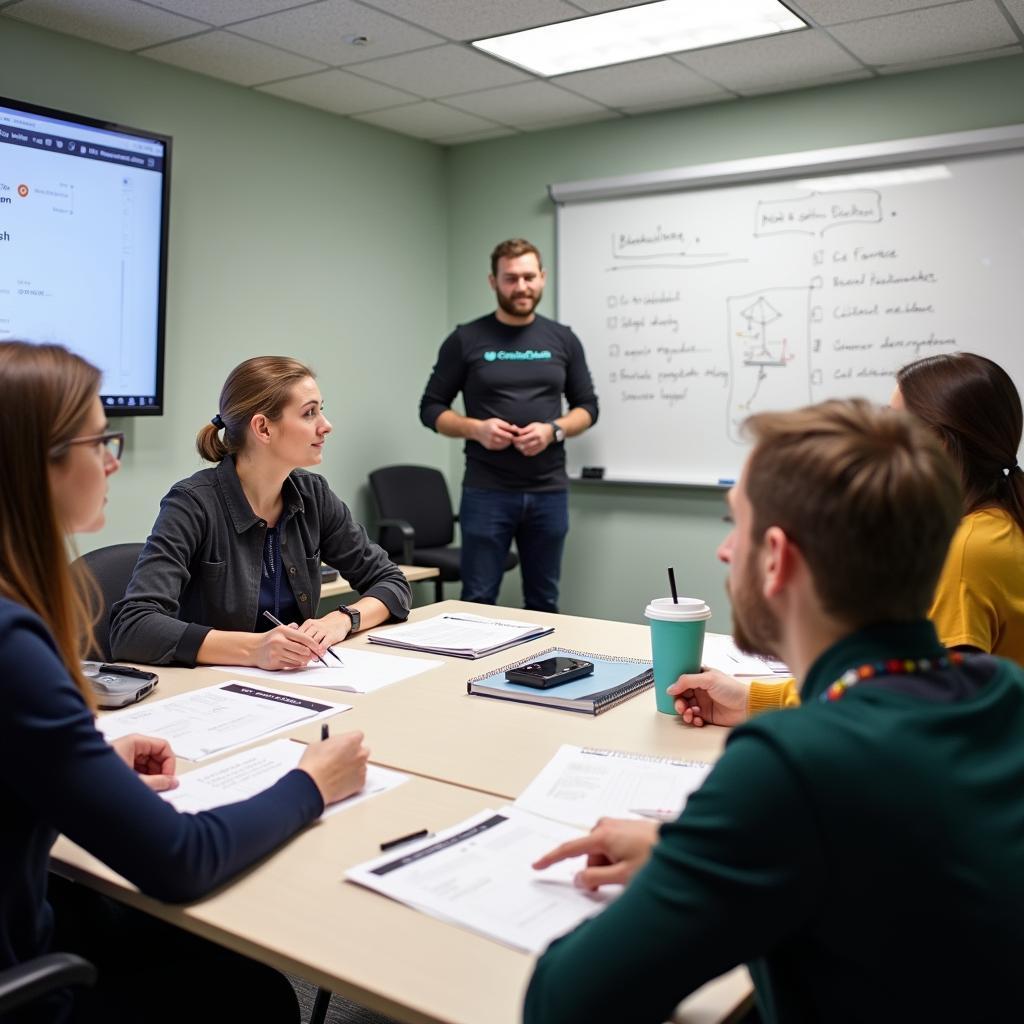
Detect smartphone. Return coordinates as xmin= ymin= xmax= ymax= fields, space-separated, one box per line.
xmin=505 ymin=656 xmax=594 ymax=690
xmin=83 ymin=663 xmax=159 ymax=710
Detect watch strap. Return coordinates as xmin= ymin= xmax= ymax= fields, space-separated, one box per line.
xmin=338 ymin=604 xmax=361 ymax=632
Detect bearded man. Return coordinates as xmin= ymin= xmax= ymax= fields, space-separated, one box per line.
xmin=419 ymin=239 xmax=597 ymax=612
xmin=524 ymin=399 xmax=1024 ymax=1024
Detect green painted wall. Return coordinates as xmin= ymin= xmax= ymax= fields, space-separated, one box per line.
xmin=444 ymin=54 xmax=1024 ymax=630
xmin=0 ymin=17 xmax=450 ymax=611
xmin=5 ymin=17 xmax=1024 ymax=629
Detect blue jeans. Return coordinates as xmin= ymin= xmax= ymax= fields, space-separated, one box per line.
xmin=459 ymin=486 xmax=569 ymax=613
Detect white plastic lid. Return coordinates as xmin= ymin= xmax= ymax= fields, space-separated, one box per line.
xmin=644 ymin=596 xmax=711 ymax=622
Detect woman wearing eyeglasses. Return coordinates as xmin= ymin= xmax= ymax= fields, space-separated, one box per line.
xmin=0 ymin=341 xmax=370 ymax=1023
xmin=109 ymin=355 xmax=411 ymax=669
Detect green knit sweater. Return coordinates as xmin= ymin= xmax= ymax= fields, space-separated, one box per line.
xmin=524 ymin=621 xmax=1024 ymax=1024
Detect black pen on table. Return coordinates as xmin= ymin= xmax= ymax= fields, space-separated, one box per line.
xmin=321 ymin=722 xmax=329 ymax=741
xmin=380 ymin=828 xmax=433 ymax=852
xmin=262 ymin=610 xmax=330 ymax=668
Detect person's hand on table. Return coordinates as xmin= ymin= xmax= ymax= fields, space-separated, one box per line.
xmin=667 ymin=667 xmax=751 ymax=727
xmin=252 ymin=624 xmax=325 ymax=671
xmin=299 ymin=731 xmax=370 ymax=805
xmin=532 ymin=818 xmax=660 ymax=891
xmin=513 ymin=421 xmax=555 ymax=457
xmin=111 ymin=733 xmax=178 ymax=792
xmin=295 ymin=612 xmax=352 ymax=650
xmin=473 ymin=417 xmax=518 ymax=451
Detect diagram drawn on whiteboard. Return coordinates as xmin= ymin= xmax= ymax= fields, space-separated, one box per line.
xmin=726 ymin=286 xmax=813 ymax=442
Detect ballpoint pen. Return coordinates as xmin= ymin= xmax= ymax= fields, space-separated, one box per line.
xmin=628 ymin=808 xmax=678 ymax=822
xmin=262 ymin=610 xmax=329 ymax=668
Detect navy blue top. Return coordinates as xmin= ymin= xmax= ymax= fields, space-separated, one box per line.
xmin=256 ymin=526 xmax=301 ymax=628
xmin=0 ymin=595 xmax=324 ymax=1021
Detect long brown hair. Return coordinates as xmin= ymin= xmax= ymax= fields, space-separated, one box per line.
xmin=0 ymin=342 xmax=102 ymax=707
xmin=897 ymin=353 xmax=1024 ymax=534
xmin=197 ymin=356 xmax=316 ymax=462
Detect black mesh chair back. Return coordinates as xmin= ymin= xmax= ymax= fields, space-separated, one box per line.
xmin=76 ymin=542 xmax=145 ymax=660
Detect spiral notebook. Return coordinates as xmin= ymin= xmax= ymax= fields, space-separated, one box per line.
xmin=466 ymin=647 xmax=653 ymax=716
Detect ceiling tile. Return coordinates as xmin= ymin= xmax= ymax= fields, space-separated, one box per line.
xmin=141 ymin=30 xmax=325 ymax=86
xmin=553 ymin=56 xmax=730 ymax=109
xmin=621 ymin=93 xmax=735 ymax=116
xmin=878 ymin=43 xmax=1023 ymax=75
xmin=3 ymin=0 xmax=206 ymax=49
xmin=570 ymin=0 xmax=662 ymax=9
xmin=740 ymin=68 xmax=873 ymax=95
xmin=679 ymin=28 xmax=863 ymax=93
xmin=349 ymin=43 xmax=530 ymax=98
xmin=1004 ymin=0 xmax=1024 ymax=31
xmin=434 ymin=126 xmax=519 ymax=145
xmin=257 ymin=67 xmax=417 ymax=114
xmin=353 ymin=100 xmax=502 ymax=138
xmin=792 ymin=0 xmax=955 ymax=26
xmin=444 ymin=80 xmax=610 ymax=129
xmin=356 ymin=0 xmax=581 ymax=42
xmin=827 ymin=0 xmax=1018 ymax=67
xmin=145 ymin=0 xmax=306 ymax=26
xmin=231 ymin=0 xmax=443 ymax=65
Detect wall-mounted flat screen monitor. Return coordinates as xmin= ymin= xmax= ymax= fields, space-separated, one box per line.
xmin=0 ymin=95 xmax=170 ymax=415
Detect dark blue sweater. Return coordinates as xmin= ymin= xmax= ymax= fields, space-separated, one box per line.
xmin=0 ymin=596 xmax=324 ymax=1018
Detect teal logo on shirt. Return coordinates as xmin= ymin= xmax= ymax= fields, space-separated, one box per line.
xmin=483 ymin=349 xmax=552 ymax=362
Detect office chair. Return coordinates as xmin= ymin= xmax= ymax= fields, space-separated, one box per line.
xmin=0 ymin=953 xmax=96 ymax=1015
xmin=75 ymin=542 xmax=145 ymax=660
xmin=368 ymin=465 xmax=518 ymax=603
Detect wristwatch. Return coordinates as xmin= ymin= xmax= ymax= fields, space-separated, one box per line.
xmin=338 ymin=604 xmax=361 ymax=633
xmin=548 ymin=421 xmax=566 ymax=444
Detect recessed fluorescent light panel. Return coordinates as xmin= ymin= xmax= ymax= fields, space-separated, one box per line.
xmin=472 ymin=0 xmax=806 ymax=77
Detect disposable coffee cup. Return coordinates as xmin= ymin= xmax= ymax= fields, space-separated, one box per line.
xmin=645 ymin=597 xmax=712 ymax=715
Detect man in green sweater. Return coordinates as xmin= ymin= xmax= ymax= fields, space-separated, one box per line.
xmin=525 ymin=398 xmax=1024 ymax=1024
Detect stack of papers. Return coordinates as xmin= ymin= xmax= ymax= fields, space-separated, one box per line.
xmin=515 ymin=744 xmax=712 ymax=827
xmin=347 ymin=806 xmax=615 ymax=953
xmin=702 ymin=633 xmax=790 ymax=676
xmin=210 ymin=647 xmax=441 ymax=694
xmin=368 ymin=613 xmax=554 ymax=659
xmin=100 ymin=681 xmax=349 ymax=761
xmin=162 ymin=738 xmax=407 ymax=818
xmin=346 ymin=742 xmax=714 ymax=952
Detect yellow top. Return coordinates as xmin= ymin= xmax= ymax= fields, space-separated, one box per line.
xmin=929 ymin=507 xmax=1024 ymax=665
xmin=747 ymin=507 xmax=1024 ymax=716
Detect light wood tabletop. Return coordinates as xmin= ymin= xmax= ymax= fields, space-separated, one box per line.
xmin=53 ymin=600 xmax=753 ymax=1024
xmin=320 ymin=563 xmax=439 ymax=601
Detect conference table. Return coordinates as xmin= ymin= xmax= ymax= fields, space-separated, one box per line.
xmin=52 ymin=600 xmax=754 ymax=1024
xmin=319 ymin=563 xmax=440 ymax=601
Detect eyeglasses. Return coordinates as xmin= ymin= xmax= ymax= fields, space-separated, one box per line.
xmin=50 ymin=431 xmax=125 ymax=461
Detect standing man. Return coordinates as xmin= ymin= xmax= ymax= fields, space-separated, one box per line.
xmin=420 ymin=239 xmax=598 ymax=612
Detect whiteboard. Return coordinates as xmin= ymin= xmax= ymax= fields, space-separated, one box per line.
xmin=554 ymin=126 xmax=1024 ymax=486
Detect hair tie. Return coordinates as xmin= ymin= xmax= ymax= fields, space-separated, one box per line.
xmin=211 ymin=413 xmax=225 ymax=429
xmin=1005 ymin=462 xmax=1020 ymax=477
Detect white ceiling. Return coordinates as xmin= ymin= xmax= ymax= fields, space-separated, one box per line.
xmin=1 ymin=0 xmax=1022 ymax=144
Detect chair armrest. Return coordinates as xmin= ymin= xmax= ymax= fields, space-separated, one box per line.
xmin=0 ymin=953 xmax=96 ymax=1014
xmin=377 ymin=517 xmax=415 ymax=565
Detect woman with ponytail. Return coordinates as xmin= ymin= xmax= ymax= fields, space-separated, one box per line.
xmin=110 ymin=356 xmax=411 ymax=668
xmin=893 ymin=351 xmax=1024 ymax=662
xmin=670 ymin=351 xmax=1024 ymax=728
xmin=0 ymin=342 xmax=371 ymax=1023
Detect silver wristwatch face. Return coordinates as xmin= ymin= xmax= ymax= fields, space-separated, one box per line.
xmin=551 ymin=422 xmax=565 ymax=443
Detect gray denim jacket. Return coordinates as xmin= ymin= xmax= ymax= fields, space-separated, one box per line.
xmin=109 ymin=457 xmax=411 ymax=666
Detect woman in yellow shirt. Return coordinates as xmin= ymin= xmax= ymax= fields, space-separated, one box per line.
xmin=674 ymin=351 xmax=1024 ymax=726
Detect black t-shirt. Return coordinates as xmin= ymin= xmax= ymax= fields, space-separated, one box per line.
xmin=420 ymin=313 xmax=599 ymax=491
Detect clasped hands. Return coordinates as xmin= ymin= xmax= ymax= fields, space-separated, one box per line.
xmin=474 ymin=417 xmax=554 ymax=457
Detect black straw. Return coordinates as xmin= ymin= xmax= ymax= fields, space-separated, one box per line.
xmin=667 ymin=567 xmax=679 ymax=604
